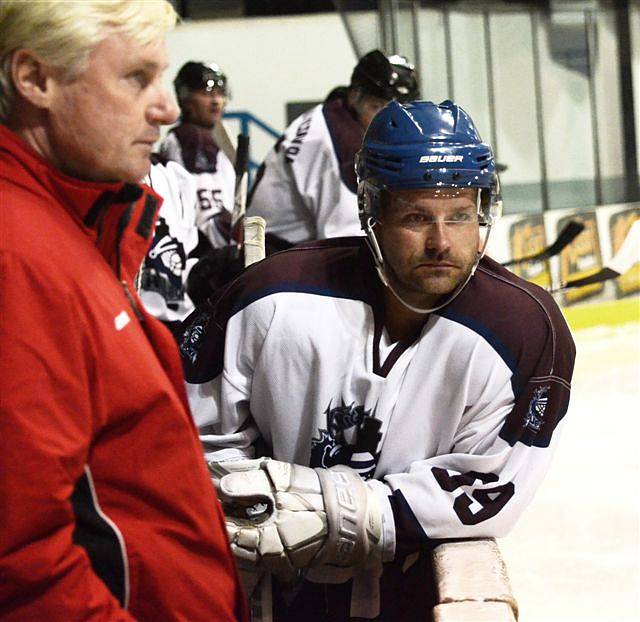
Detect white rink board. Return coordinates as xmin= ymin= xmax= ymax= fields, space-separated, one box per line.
xmin=500 ymin=323 xmax=640 ymax=621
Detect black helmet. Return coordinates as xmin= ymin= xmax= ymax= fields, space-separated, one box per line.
xmin=174 ymin=61 xmax=228 ymax=104
xmin=350 ymin=50 xmax=419 ymax=103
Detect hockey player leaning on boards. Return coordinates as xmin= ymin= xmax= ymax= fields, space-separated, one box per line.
xmin=159 ymin=60 xmax=236 ymax=248
xmin=248 ymin=49 xmax=419 ymax=252
xmin=179 ymin=100 xmax=575 ymax=621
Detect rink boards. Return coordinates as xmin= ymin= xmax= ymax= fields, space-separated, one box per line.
xmin=486 ymin=201 xmax=640 ymax=311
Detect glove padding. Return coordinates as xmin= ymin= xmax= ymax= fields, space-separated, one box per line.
xmin=186 ymin=245 xmax=244 ymax=305
xmin=210 ymin=458 xmax=383 ymax=585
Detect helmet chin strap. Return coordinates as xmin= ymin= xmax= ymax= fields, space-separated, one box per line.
xmin=363 ymin=216 xmax=493 ymax=316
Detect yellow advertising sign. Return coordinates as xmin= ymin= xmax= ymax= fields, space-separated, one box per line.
xmin=508 ymin=216 xmax=551 ymax=288
xmin=558 ymin=212 xmax=603 ymax=305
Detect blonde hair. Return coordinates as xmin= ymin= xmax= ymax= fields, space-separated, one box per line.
xmin=0 ymin=0 xmax=177 ymax=122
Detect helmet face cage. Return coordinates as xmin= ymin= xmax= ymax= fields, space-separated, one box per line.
xmin=357 ymin=178 xmax=501 ymax=231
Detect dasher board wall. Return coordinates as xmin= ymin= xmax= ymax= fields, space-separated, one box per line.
xmin=163 ymin=5 xmax=640 ymax=216
xmin=485 ymin=203 xmax=640 ymax=307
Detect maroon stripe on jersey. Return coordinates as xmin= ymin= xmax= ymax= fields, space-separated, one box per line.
xmin=389 ymin=489 xmax=432 ymax=553
xmin=180 ymin=238 xmax=378 ymax=384
xmin=437 ymin=256 xmax=575 ymax=448
xmin=171 ymin=123 xmax=219 ymax=174
xmin=179 ymin=303 xmax=224 ymax=383
xmin=375 ymin=337 xmax=417 ymax=377
xmin=499 ymin=378 xmax=571 ymax=448
xmin=229 ymin=237 xmax=377 ymax=315
xmin=322 ymin=92 xmax=364 ymax=194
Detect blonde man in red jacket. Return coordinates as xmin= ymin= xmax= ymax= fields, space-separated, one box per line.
xmin=0 ymin=2 xmax=246 ymax=620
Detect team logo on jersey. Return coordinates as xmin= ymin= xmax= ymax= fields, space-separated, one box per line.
xmin=523 ymin=385 xmax=550 ymax=432
xmin=310 ymin=400 xmax=382 ymax=480
xmin=179 ymin=310 xmax=211 ymax=365
xmin=139 ymin=216 xmax=186 ymax=309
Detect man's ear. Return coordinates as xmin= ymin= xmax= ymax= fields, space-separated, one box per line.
xmin=11 ymin=49 xmax=55 ymax=109
xmin=346 ymin=87 xmax=361 ymax=110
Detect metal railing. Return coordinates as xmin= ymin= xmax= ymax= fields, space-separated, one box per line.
xmin=223 ymin=111 xmax=281 ymax=186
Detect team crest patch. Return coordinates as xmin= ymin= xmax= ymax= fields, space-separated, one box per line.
xmin=310 ymin=400 xmax=382 ymax=480
xmin=139 ymin=216 xmax=187 ymax=310
xmin=523 ymin=385 xmax=550 ymax=432
xmin=179 ymin=311 xmax=211 ymax=364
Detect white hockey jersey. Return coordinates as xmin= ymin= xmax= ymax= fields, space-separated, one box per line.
xmin=248 ymin=90 xmax=365 ymax=245
xmin=180 ymin=237 xmax=575 ymax=619
xmin=138 ymin=159 xmax=199 ymax=325
xmin=159 ymin=123 xmax=235 ymax=248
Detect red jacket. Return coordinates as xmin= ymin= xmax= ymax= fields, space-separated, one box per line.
xmin=0 ymin=125 xmax=247 ymax=621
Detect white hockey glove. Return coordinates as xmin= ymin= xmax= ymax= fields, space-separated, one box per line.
xmin=209 ymin=458 xmax=384 ymax=585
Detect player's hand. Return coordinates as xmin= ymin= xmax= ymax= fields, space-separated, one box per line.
xmin=186 ymin=245 xmax=244 ymax=305
xmin=209 ymin=458 xmax=384 ymax=584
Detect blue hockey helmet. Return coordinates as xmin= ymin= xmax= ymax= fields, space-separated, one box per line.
xmin=356 ymin=100 xmax=502 ymax=228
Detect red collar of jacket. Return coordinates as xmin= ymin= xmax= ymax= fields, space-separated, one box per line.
xmin=0 ymin=124 xmax=162 ymax=282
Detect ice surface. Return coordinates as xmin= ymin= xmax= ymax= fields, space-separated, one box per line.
xmin=500 ymin=322 xmax=640 ymax=621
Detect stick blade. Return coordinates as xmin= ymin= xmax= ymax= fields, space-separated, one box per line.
xmin=544 ymin=220 xmax=585 ymax=256
xmin=212 ymin=120 xmax=237 ymax=165
xmin=503 ymin=219 xmax=585 ymax=267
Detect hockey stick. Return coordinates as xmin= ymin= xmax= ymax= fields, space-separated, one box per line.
xmin=232 ymin=133 xmax=267 ymax=269
xmin=551 ymin=219 xmax=640 ymax=293
xmin=212 ymin=119 xmax=237 ymax=165
xmin=216 ymin=132 xmax=266 ymax=268
xmin=231 ymin=133 xmax=250 ymax=253
xmin=502 ymin=220 xmax=585 ymax=267
xmin=243 ymin=216 xmax=266 ymax=267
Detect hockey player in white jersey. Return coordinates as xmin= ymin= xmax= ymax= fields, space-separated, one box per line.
xmin=180 ymin=100 xmax=575 ymax=621
xmin=248 ymin=50 xmax=419 ymax=250
xmin=138 ymin=156 xmax=202 ymax=335
xmin=159 ymin=61 xmax=235 ymax=247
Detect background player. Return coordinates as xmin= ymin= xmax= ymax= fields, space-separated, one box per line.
xmin=248 ymin=49 xmax=419 ymax=251
xmin=179 ymin=100 xmax=575 ymax=621
xmin=160 ymin=60 xmax=236 ymax=247
xmin=138 ymin=155 xmax=202 ymax=334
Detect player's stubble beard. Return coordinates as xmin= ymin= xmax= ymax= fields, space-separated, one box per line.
xmin=383 ymin=244 xmax=479 ymax=310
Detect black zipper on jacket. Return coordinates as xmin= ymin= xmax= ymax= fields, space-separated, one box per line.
xmin=121 ymin=280 xmax=143 ymax=322
xmin=87 ymin=185 xmax=147 ymax=323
